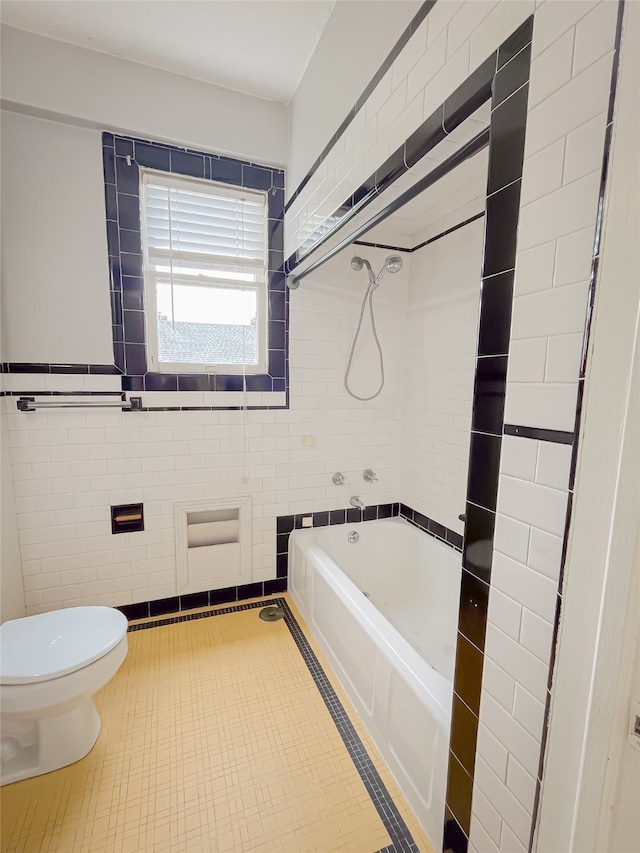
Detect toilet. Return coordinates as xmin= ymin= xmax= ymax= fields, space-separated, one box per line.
xmin=0 ymin=606 xmax=128 ymax=785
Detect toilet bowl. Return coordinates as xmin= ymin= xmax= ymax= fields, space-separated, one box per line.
xmin=0 ymin=606 xmax=128 ymax=785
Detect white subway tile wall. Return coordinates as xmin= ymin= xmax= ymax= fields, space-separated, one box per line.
xmin=402 ymin=218 xmax=484 ymax=535
xmin=485 ymin=432 xmax=573 ymax=846
xmin=5 ymin=247 xmax=406 ymax=614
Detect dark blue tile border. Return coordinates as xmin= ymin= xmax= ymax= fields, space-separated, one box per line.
xmin=116 ymin=579 xmax=288 ymax=620
xmin=2 ymin=362 xmax=121 ymax=375
xmin=101 ymin=133 xmax=288 ymax=410
xmin=126 ymin=596 xmax=419 ymax=852
xmin=8 ymin=391 xmax=123 ymax=398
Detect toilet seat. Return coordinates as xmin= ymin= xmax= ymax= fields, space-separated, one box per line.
xmin=0 ymin=606 xmax=128 ymax=685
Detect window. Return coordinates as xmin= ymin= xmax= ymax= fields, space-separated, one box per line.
xmin=140 ymin=170 xmax=268 ymax=374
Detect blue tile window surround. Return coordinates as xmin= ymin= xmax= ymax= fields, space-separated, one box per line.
xmin=101 ymin=133 xmax=288 ymax=406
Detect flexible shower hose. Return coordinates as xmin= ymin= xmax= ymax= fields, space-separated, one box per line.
xmin=344 ymin=279 xmax=385 ymax=401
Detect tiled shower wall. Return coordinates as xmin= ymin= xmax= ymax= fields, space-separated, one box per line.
xmin=473 ymin=3 xmax=619 ymax=851
xmin=284 ymin=2 xmax=621 ymax=852
xmin=402 ymin=217 xmax=484 ymax=537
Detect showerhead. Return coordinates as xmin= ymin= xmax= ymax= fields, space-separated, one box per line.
xmin=351 ymin=253 xmax=403 ymax=287
xmin=351 ymin=256 xmax=373 ymax=273
xmin=384 ymin=255 xmax=403 ymax=274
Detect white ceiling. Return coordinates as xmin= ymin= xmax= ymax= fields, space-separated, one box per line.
xmin=0 ymin=0 xmax=335 ymax=102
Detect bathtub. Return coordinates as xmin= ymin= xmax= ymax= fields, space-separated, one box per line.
xmin=289 ymin=516 xmax=462 ymax=848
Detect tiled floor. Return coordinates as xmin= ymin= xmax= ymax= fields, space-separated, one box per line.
xmin=1 ymin=595 xmax=435 ymax=853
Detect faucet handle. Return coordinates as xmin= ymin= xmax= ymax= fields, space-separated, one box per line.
xmin=332 ymin=472 xmax=345 ymax=486
xmin=362 ymin=468 xmax=377 ymax=482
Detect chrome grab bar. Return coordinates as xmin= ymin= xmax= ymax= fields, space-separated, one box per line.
xmin=17 ymin=396 xmax=142 ymax=412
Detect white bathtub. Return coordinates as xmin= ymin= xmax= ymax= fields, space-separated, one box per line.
xmin=289 ymin=516 xmax=462 ymax=849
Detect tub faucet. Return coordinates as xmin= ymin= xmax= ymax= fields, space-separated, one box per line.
xmin=350 ymin=496 xmax=366 ymax=510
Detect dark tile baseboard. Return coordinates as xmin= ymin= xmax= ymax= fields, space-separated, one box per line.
xmin=117 ymin=578 xmax=287 ymax=621
xmin=118 ymin=501 xmax=462 ymax=623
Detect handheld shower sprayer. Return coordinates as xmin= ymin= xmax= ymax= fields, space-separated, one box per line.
xmin=383 ymin=255 xmax=403 ymax=274
xmin=345 ymin=253 xmax=404 ymax=401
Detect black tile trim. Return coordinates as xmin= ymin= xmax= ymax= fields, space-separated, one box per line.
xmin=398 ymin=506 xmax=463 ymax=551
xmin=121 ymin=404 xmax=288 ymax=413
xmin=409 ymin=212 xmax=486 ymax=253
xmin=443 ymin=54 xmax=496 ymax=133
xmin=529 ymin=3 xmax=626 ymax=847
xmin=442 ymin=16 xmax=533 ymax=846
xmin=2 ymin=363 xmax=121 ymax=375
xmin=274 ymin=503 xmax=461 ymax=607
xmin=493 ymin=44 xmax=532 ymax=110
xmin=353 ymin=211 xmax=485 ymax=255
xmin=504 ymin=424 xmax=574 ymax=445
xmin=353 ymin=240 xmax=413 ymax=253
xmin=285 ymin=1 xmax=436 ymax=214
xmin=126 ymin=597 xmax=419 ymax=852
xmin=8 ymin=391 xmax=123 ymax=398
xmin=444 ymin=808 xmax=468 ymax=853
xmin=117 ymin=580 xmax=286 ymax=620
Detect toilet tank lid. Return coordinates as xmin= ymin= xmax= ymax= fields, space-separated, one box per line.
xmin=0 ymin=606 xmax=128 ymax=685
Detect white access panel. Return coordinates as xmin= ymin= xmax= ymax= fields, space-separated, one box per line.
xmin=174 ymin=496 xmax=252 ymax=594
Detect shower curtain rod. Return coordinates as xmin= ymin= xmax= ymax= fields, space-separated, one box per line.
xmin=286 ymin=126 xmax=490 ymax=290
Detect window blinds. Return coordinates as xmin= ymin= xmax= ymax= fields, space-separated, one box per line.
xmin=141 ymin=172 xmax=267 ymax=277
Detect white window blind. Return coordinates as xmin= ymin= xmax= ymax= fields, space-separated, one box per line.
xmin=140 ymin=170 xmax=268 ymax=373
xmin=141 ymin=171 xmax=267 ymax=277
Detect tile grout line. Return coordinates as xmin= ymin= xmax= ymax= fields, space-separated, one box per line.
xmin=128 ymin=596 xmax=421 ymax=853
xmin=279 ymin=598 xmax=420 ymax=853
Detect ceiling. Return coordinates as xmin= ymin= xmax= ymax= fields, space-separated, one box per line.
xmin=0 ymin=0 xmax=335 ymax=102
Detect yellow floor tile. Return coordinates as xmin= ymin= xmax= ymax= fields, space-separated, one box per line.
xmin=1 ymin=595 xmax=435 ymax=853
